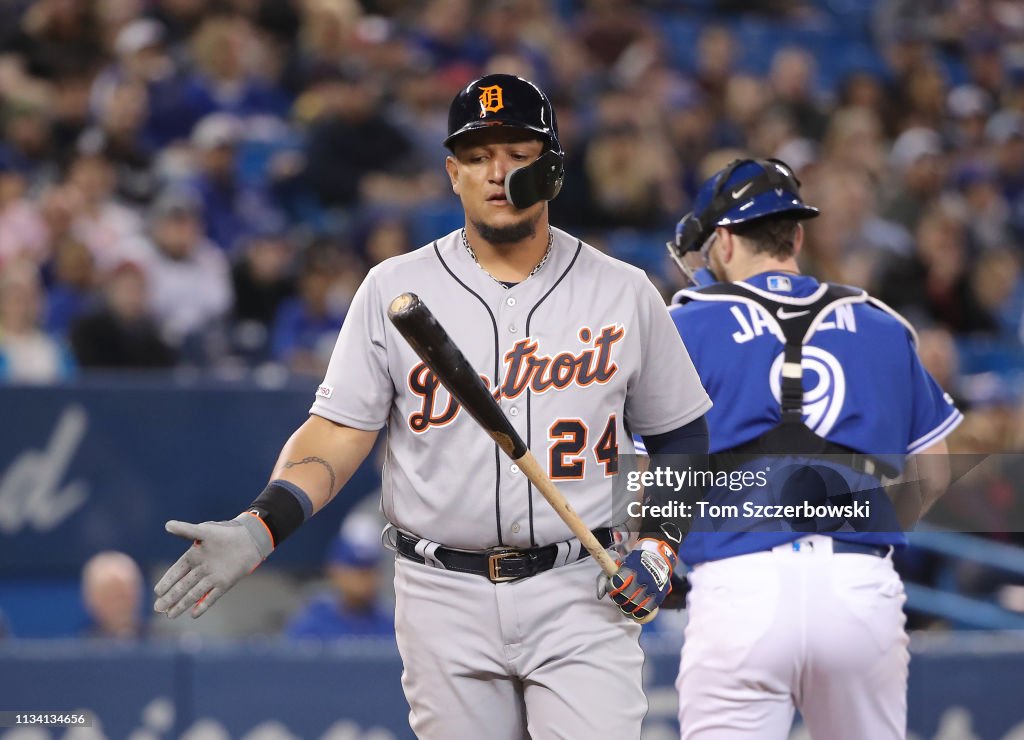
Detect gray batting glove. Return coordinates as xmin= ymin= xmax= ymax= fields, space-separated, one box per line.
xmin=153 ymin=514 xmax=273 ymax=619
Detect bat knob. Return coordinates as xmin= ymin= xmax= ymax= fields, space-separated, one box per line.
xmin=388 ymin=292 xmax=421 ymax=320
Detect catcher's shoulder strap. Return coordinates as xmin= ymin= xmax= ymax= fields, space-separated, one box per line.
xmin=678 ymin=281 xmax=867 ymax=419
xmin=679 ymin=280 xmax=895 ymax=477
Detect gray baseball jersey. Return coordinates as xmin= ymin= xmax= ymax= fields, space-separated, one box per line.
xmin=311 ymin=226 xmax=711 ymax=550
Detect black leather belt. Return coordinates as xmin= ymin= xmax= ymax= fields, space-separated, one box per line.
xmin=831 ymin=540 xmax=891 ymax=558
xmin=396 ymin=528 xmax=615 ymax=583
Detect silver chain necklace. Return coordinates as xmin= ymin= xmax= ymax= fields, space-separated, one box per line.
xmin=461 ymin=228 xmax=553 ymax=289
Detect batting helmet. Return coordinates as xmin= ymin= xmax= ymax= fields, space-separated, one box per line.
xmin=444 ymin=73 xmax=563 ymax=208
xmin=669 ymin=158 xmax=819 ymax=260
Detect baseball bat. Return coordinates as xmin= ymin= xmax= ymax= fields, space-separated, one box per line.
xmin=387 ymin=292 xmax=657 ymax=623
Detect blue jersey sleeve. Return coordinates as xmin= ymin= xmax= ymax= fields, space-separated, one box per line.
xmin=906 ymin=345 xmax=962 ymax=454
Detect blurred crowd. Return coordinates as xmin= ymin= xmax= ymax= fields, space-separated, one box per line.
xmin=0 ymin=3 xmax=1022 ymax=455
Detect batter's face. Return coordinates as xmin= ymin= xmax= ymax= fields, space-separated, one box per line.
xmin=446 ymin=128 xmax=546 ymax=244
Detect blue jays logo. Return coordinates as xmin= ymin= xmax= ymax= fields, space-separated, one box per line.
xmin=768 ymin=347 xmax=846 ymax=435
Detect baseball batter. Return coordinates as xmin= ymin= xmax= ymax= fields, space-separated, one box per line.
xmin=662 ymin=158 xmax=960 ymax=739
xmin=153 ymin=74 xmax=711 ymax=739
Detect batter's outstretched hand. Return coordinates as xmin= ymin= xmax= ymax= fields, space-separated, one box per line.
xmin=597 ymin=538 xmax=678 ymax=622
xmin=154 ymin=514 xmax=273 ymax=619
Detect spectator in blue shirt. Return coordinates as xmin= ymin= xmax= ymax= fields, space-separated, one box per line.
xmin=285 ymin=511 xmax=395 ymax=640
xmin=188 ymin=113 xmax=284 ymax=252
xmin=269 ymin=242 xmax=351 ymax=376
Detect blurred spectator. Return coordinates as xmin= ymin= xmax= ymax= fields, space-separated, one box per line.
xmin=389 ymin=69 xmax=452 ymax=170
xmin=693 ymin=26 xmax=737 ymax=120
xmin=230 ymin=229 xmax=297 ymax=361
xmin=0 ymin=153 xmax=49 ymax=268
xmin=270 ymin=241 xmax=353 ymax=377
xmin=282 ymin=0 xmax=363 ymax=95
xmin=746 ymin=103 xmax=798 ymax=162
xmin=898 ymin=59 xmax=948 ymax=130
xmin=515 ymin=0 xmax=570 ymax=55
xmin=0 ymin=264 xmax=75 ymax=383
xmin=302 ymin=70 xmax=425 ymax=210
xmin=881 ymin=126 xmax=948 ymax=232
xmin=986 ymin=111 xmax=1024 ymax=237
xmin=916 ymin=326 xmax=966 ymax=408
xmin=962 ymin=34 xmax=1006 ymax=101
xmin=81 ymin=551 xmax=147 ymax=640
xmin=126 ymin=190 xmax=232 ymax=355
xmin=148 ymin=0 xmax=207 ymax=49
xmin=285 ymin=511 xmax=394 ymax=639
xmin=768 ymin=47 xmax=828 ymax=141
xmin=64 ymin=150 xmax=144 ymax=272
xmin=409 ymin=0 xmax=489 ymax=71
xmin=361 ymin=217 xmax=413 ymax=267
xmin=0 ymin=0 xmax=104 ymax=81
xmin=187 ymin=112 xmax=285 ymax=251
xmin=719 ymin=74 xmax=771 ymax=150
xmin=971 ymin=248 xmax=1024 ymax=340
xmin=581 ymin=89 xmax=682 ymax=229
xmin=836 ymin=70 xmax=897 ymax=137
xmin=945 ymin=84 xmax=994 ymax=158
xmin=182 ymin=13 xmax=291 ymax=122
xmin=820 ymin=108 xmax=888 ymax=181
xmin=78 ymin=80 xmax=160 ymax=206
xmin=91 ymin=17 xmax=195 ymax=148
xmin=50 ymin=72 xmax=94 ymax=156
xmin=873 ymin=1 xmax=971 ymax=63
xmin=574 ymin=0 xmax=658 ymax=74
xmin=70 ymin=260 xmax=177 ymax=369
xmin=478 ymin=0 xmax=547 ymax=78
xmin=802 ymin=165 xmax=912 ymax=287
xmin=45 ymin=237 xmax=97 ymax=336
xmin=582 ymin=123 xmax=681 ymax=229
xmin=954 ymin=163 xmax=1013 ymax=252
xmin=878 ymin=203 xmax=996 ymax=334
xmin=0 ymin=97 xmax=59 ymax=193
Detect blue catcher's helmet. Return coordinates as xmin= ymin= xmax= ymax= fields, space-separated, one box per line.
xmin=668 ymin=158 xmax=819 ymax=264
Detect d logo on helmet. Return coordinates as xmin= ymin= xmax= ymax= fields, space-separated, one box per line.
xmin=478 ymin=85 xmax=504 ymax=117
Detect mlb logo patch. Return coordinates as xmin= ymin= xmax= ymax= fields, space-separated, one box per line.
xmin=317 ymin=384 xmax=334 ymax=399
xmin=766 ymin=276 xmax=792 ymax=292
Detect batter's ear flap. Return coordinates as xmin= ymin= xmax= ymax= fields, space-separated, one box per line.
xmin=444 ymin=155 xmax=460 ymax=195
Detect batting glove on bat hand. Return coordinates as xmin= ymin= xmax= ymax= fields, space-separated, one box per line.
xmin=153 ymin=514 xmax=273 ymax=619
xmin=597 ymin=538 xmax=678 ymax=622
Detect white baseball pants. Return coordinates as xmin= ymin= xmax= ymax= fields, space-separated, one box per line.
xmin=394 ymin=554 xmax=646 ymax=739
xmin=677 ymin=535 xmax=909 ymax=739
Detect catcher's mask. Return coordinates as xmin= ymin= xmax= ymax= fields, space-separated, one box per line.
xmin=667 ymin=158 xmax=819 ymax=284
xmin=444 ymin=73 xmax=564 ymax=210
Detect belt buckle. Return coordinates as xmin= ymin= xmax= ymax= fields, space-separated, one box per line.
xmin=487 ymin=549 xmax=521 ymax=583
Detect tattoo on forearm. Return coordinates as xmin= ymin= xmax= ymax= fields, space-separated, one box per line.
xmin=283 ymin=457 xmax=337 ymax=498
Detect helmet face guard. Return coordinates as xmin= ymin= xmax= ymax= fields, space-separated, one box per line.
xmin=445 ymin=74 xmax=564 ymax=209
xmin=666 ymin=157 xmax=820 ymax=283
xmin=504 ymin=150 xmax=564 ymax=209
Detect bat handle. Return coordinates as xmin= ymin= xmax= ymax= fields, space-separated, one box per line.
xmin=516 ymin=453 xmax=658 ymax=624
